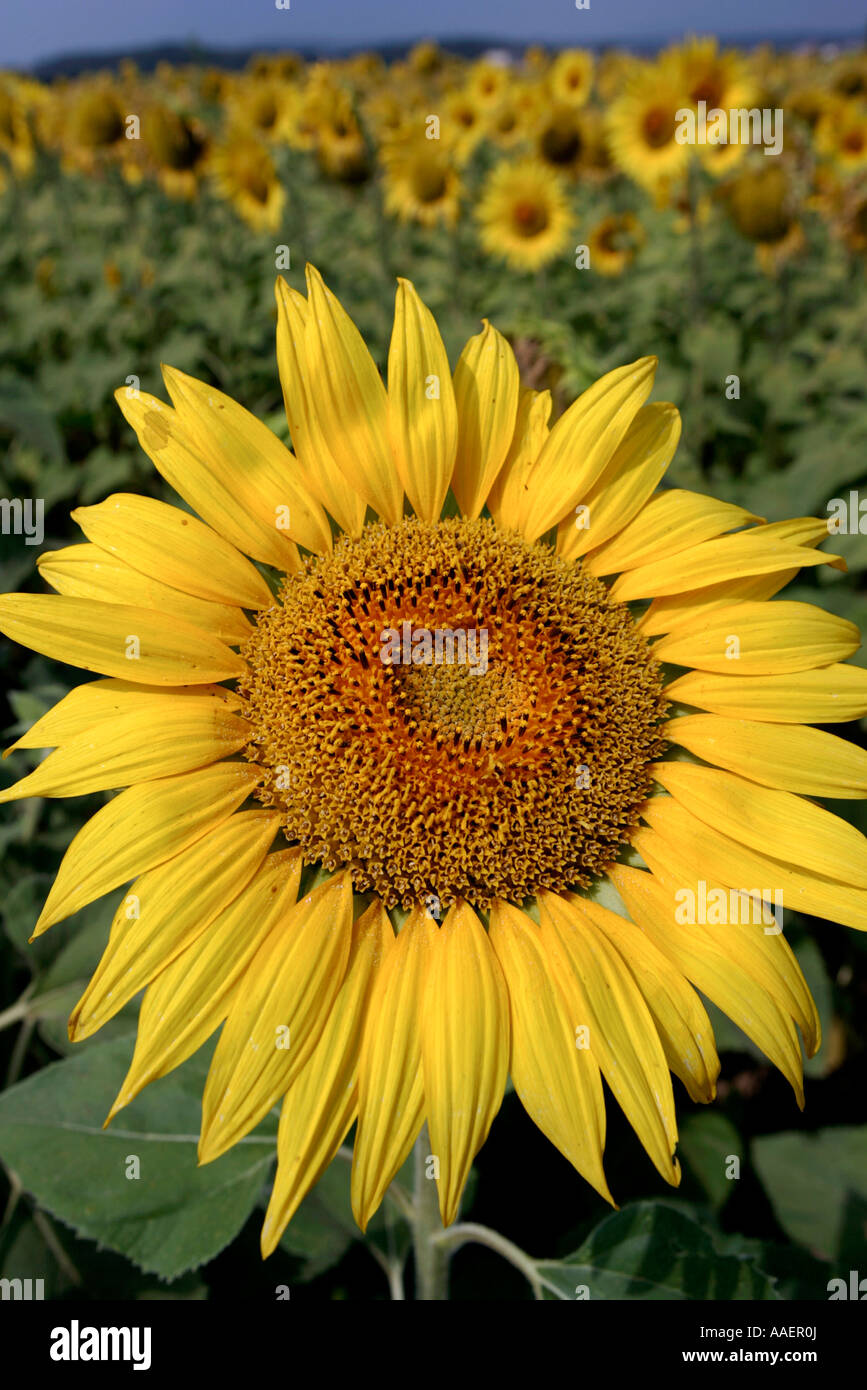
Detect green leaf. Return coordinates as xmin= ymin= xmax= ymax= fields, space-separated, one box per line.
xmin=678 ymin=1112 xmax=744 ymax=1209
xmin=535 ymin=1201 xmax=780 ymax=1300
xmin=0 ymin=1036 xmax=277 ymax=1279
xmin=752 ymin=1127 xmax=867 ymax=1263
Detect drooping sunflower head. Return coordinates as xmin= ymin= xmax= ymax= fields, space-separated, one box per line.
xmin=723 ymin=162 xmax=804 ymax=270
xmin=69 ymin=84 xmax=127 ymax=152
xmin=476 ymin=157 xmax=573 ymax=271
xmin=3 ymin=265 xmax=864 ymax=1250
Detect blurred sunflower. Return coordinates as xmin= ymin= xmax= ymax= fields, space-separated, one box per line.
xmin=443 ymin=89 xmax=486 ymax=163
xmin=724 ymin=162 xmax=805 ymax=271
xmin=143 ymin=104 xmax=208 ymax=199
xmin=815 ymin=99 xmax=867 ymax=174
xmin=64 ymin=83 xmax=129 ymax=171
xmin=606 ymin=59 xmax=690 ymax=190
xmin=548 ymin=49 xmax=594 ymax=108
xmin=228 ymin=79 xmax=292 ymax=142
xmin=476 ymin=157 xmax=573 ymax=270
xmin=534 ymin=103 xmax=592 ymax=179
xmin=3 ymin=268 xmax=863 ymax=1251
xmin=467 ymin=59 xmax=511 ymax=109
xmin=382 ymin=136 xmax=461 ymax=227
xmin=0 ymin=78 xmax=35 ymax=176
xmin=210 ymin=130 xmax=285 ymax=231
xmin=315 ymin=102 xmax=370 ymax=184
xmin=587 ymin=211 xmax=646 ymax=275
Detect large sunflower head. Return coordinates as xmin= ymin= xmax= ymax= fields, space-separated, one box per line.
xmin=606 ymin=58 xmax=691 ymax=190
xmin=381 ymin=135 xmax=462 ymax=227
xmin=476 ymin=157 xmax=573 ymax=271
xmin=723 ymin=162 xmax=804 ymax=270
xmin=2 ymin=268 xmax=863 ymax=1251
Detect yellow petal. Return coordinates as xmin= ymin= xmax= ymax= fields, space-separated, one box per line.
xmin=422 ymin=901 xmax=509 ymax=1225
xmin=199 ymin=871 xmax=353 ymax=1163
xmin=451 ymin=320 xmax=520 ymax=520
xmin=639 ymin=797 xmax=867 ymax=932
xmin=33 ymin=762 xmax=261 ymax=935
xmin=488 ymin=899 xmax=613 ymax=1203
xmin=576 ymin=897 xmax=720 ymax=1103
xmin=639 ymin=518 xmax=845 ymax=635
xmin=519 ymin=357 xmax=656 ymax=543
xmin=557 ymin=403 xmax=681 ymax=562
xmin=0 ymin=701 xmax=250 ymax=801
xmin=72 ymin=493 xmax=272 ymax=609
xmin=486 ymin=388 xmax=552 ymax=534
xmin=610 ymin=534 xmax=842 ymax=602
xmin=387 ymin=278 xmax=458 ymax=523
xmin=261 ymin=901 xmax=394 ymax=1256
xmin=351 ymin=907 xmax=436 ymax=1230
xmin=4 ymin=679 xmax=241 ymax=757
xmin=538 ymin=891 xmax=680 ymax=1185
xmin=303 ymin=265 xmax=402 ymax=524
xmin=114 ymin=387 xmax=303 ymax=572
xmin=652 ymin=600 xmax=860 ymax=674
xmin=665 ymin=663 xmax=867 ymax=722
xmin=650 ymin=762 xmax=867 ymax=888
xmin=38 ymin=544 xmax=252 ymax=647
xmin=274 ymin=277 xmax=367 ymax=536
xmin=159 ymin=366 xmax=332 ymax=559
xmin=620 ymin=840 xmax=820 ymax=1057
xmin=665 ymin=713 xmax=867 ymax=798
xmin=585 ymin=488 xmax=758 ymax=577
xmin=69 ymin=810 xmax=279 ymax=1040
xmin=107 ymin=849 xmax=304 ymax=1122
xmin=0 ymin=594 xmax=246 ymax=686
xmin=611 ymin=863 xmax=806 ymax=1103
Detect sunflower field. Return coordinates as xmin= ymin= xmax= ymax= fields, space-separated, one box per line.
xmin=0 ymin=37 xmax=866 ymax=1312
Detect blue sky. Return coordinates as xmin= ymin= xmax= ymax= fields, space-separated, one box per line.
xmin=3 ymin=0 xmax=863 ymax=68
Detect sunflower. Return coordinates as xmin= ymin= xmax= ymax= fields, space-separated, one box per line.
xmin=442 ymin=89 xmax=486 ymax=163
xmin=586 ymin=212 xmax=646 ymax=275
xmin=382 ymin=136 xmax=462 ymax=227
xmin=209 ymin=130 xmax=285 ymax=231
xmin=606 ymin=58 xmax=691 ymax=190
xmin=476 ymin=158 xmax=573 ymax=270
xmin=2 ymin=268 xmax=865 ymax=1258
xmin=534 ymin=102 xmax=592 ymax=178
xmin=143 ymin=103 xmax=208 ymax=199
xmin=548 ymin=49 xmax=594 ymax=108
xmin=227 ymin=78 xmax=292 ymax=142
xmin=815 ymin=99 xmax=867 ymax=174
xmin=0 ymin=78 xmax=35 ymax=176
xmin=724 ymin=163 xmax=805 ymax=271
xmin=315 ymin=106 xmax=370 ymax=184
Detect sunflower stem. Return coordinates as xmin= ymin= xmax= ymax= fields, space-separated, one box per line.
xmin=412 ymin=1125 xmax=450 ymax=1300
xmin=431 ymin=1223 xmax=546 ymax=1301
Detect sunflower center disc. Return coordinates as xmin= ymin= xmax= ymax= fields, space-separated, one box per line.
xmin=239 ymin=517 xmax=668 ymax=910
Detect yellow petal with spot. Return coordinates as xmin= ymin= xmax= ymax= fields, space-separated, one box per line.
xmin=519 ymin=357 xmax=656 ymax=543
xmin=651 ymin=762 xmax=867 ymax=888
xmin=652 ymin=601 xmax=860 ymax=674
xmin=610 ymin=535 xmax=843 ymax=602
xmin=422 ymin=902 xmax=509 ymax=1225
xmin=160 ymin=364 xmax=332 ymax=558
xmin=0 ymin=594 xmax=246 ymax=686
xmin=557 ymin=403 xmax=681 ymax=562
xmin=665 ymin=714 xmax=867 ymax=798
xmin=274 ymin=277 xmax=367 ymax=537
xmin=451 ymin=320 xmax=520 ymax=520
xmin=611 ymin=863 xmax=806 ymax=1103
xmin=351 ymin=908 xmax=436 ymax=1230
xmin=303 ymin=265 xmax=402 ymax=525
xmin=72 ymin=493 xmax=273 ymax=609
xmin=576 ymin=897 xmax=719 ymax=1103
xmin=485 ymin=388 xmax=551 ymax=533
xmin=38 ymin=544 xmax=252 ymax=647
xmin=261 ymin=901 xmax=394 ymax=1256
xmin=199 ymin=871 xmax=353 ymax=1164
xmin=108 ymin=849 xmax=304 ymax=1122
xmin=585 ymin=488 xmax=759 ymax=576
xmin=4 ymin=679 xmax=240 ymax=757
xmin=0 ymin=701 xmax=250 ymax=801
xmin=639 ymin=797 xmax=867 ymax=932
xmin=665 ymin=664 xmax=867 ymax=722
xmin=387 ymin=278 xmax=458 ymax=523
xmin=537 ymin=892 xmax=680 ymax=1185
xmin=33 ymin=762 xmax=261 ymax=935
xmin=488 ymin=900 xmax=612 ymax=1204
xmin=70 ymin=810 xmax=279 ymax=1040
xmin=620 ymin=839 xmax=820 ymax=1057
